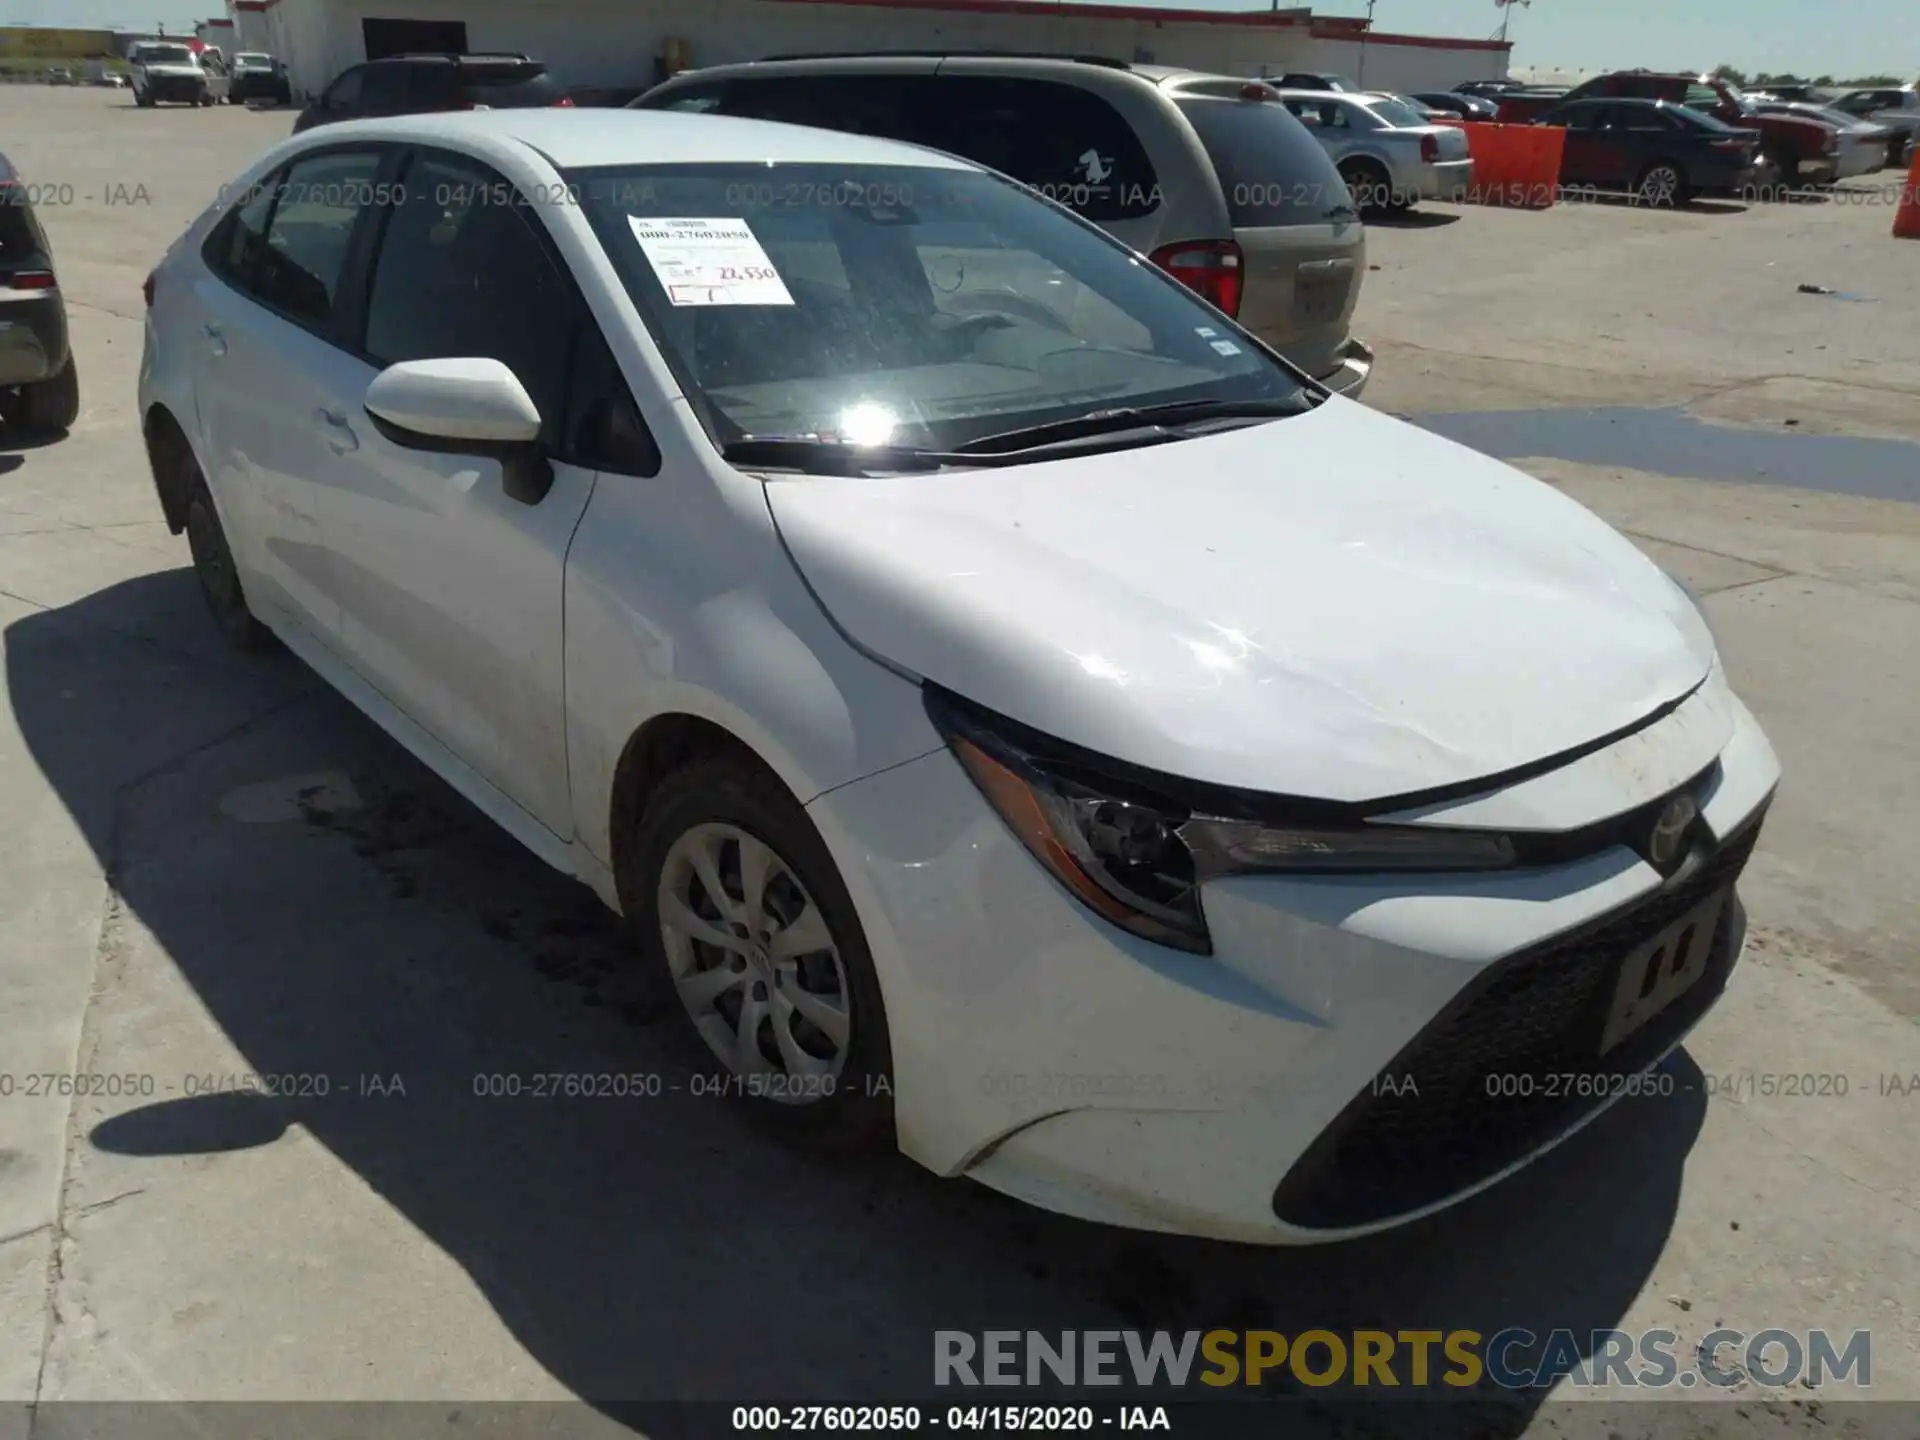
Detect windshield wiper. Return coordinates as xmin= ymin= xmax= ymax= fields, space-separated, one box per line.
xmin=951 ymin=395 xmax=1315 ymax=455
xmin=721 ymin=438 xmax=955 ymax=475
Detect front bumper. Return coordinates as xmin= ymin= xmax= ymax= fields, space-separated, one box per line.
xmin=807 ymin=668 xmax=1779 ymax=1244
xmin=140 ymin=76 xmax=206 ymax=103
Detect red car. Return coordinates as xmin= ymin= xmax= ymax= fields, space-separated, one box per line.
xmin=1500 ymin=72 xmax=1841 ymax=187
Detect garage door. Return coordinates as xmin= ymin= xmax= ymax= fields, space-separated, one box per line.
xmin=362 ymin=18 xmax=469 ymax=59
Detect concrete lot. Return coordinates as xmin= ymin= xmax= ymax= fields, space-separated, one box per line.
xmin=1 ymin=88 xmax=1916 ymax=1434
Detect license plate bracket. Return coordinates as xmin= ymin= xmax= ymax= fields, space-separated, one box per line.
xmin=1598 ymin=888 xmax=1728 ymax=1055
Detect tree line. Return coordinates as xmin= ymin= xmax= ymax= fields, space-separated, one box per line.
xmin=1711 ymin=64 xmax=1909 ymax=88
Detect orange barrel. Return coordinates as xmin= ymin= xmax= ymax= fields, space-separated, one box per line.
xmin=1894 ymin=149 xmax=1920 ymax=239
xmin=1456 ymin=121 xmax=1565 ymax=209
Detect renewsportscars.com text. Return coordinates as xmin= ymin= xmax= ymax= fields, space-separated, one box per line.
xmin=934 ymin=1328 xmax=1871 ymax=1391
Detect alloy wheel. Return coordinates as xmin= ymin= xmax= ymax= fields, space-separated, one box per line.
xmin=1640 ymin=165 xmax=1682 ymax=207
xmin=656 ymin=821 xmax=851 ymax=1097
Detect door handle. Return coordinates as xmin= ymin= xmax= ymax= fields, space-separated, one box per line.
xmin=202 ymin=321 xmax=227 ymax=357
xmin=315 ymin=407 xmax=359 ymax=454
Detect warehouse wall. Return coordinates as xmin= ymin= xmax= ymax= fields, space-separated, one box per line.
xmin=1302 ymin=34 xmax=1508 ymax=91
xmin=269 ymin=0 xmax=1502 ymax=107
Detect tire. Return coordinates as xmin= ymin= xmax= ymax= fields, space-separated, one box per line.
xmin=135 ymin=90 xmax=154 ymax=108
xmin=1339 ymin=159 xmax=1393 ymax=215
xmin=1636 ymin=161 xmax=1689 ymax=208
xmin=626 ymin=756 xmax=895 ymax=1151
xmin=18 ymin=355 xmax=78 ymax=434
xmin=1776 ymin=154 xmax=1801 ymax=192
xmin=184 ymin=472 xmax=275 ymax=652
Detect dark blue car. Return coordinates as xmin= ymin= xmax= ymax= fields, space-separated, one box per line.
xmin=1535 ymin=97 xmax=1762 ymax=206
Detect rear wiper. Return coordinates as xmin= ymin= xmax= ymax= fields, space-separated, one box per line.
xmin=952 ymin=395 xmax=1314 ymax=455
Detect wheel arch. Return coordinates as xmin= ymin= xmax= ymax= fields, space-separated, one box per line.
xmin=142 ymin=402 xmax=196 ymax=534
xmin=607 ymin=712 xmax=795 ymax=918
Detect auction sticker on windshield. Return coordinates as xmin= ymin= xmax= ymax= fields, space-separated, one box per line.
xmin=628 ymin=217 xmax=794 ymax=307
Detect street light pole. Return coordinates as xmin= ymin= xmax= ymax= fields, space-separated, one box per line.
xmin=1358 ymin=0 xmax=1375 ymax=88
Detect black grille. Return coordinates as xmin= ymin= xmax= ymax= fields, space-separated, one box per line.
xmin=1273 ymin=807 xmax=1767 ymax=1231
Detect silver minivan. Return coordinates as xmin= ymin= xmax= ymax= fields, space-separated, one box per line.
xmin=635 ymin=55 xmax=1374 ymax=395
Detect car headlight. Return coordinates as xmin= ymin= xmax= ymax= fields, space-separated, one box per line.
xmin=925 ymin=688 xmax=1517 ymax=955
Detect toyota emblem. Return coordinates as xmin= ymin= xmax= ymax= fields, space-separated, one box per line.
xmin=1648 ymin=794 xmax=1699 ymax=869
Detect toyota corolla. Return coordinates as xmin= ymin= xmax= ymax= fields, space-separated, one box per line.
xmin=138 ymin=110 xmax=1779 ymax=1243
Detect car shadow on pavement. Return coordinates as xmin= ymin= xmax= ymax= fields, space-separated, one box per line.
xmin=1366 ymin=210 xmax=1462 ymax=229
xmin=8 ymin=569 xmax=1711 ymax=1434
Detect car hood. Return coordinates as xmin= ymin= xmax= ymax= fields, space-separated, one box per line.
xmin=765 ymin=398 xmax=1717 ymax=803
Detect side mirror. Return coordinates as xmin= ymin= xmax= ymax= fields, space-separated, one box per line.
xmin=364 ymin=357 xmax=554 ymax=504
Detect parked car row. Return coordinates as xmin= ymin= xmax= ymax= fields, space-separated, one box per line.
xmin=123 ymin=41 xmax=291 ymax=107
xmin=1497 ymin=71 xmax=1914 ymax=190
xmin=131 ymin=88 xmax=1782 ymax=1247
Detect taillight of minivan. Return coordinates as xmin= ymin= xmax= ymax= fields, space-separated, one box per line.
xmin=1149 ymin=240 xmax=1244 ymax=318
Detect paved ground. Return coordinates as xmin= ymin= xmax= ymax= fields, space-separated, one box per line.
xmin=0 ymin=88 xmax=1916 ymax=1435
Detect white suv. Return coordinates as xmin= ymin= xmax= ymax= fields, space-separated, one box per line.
xmin=140 ymin=110 xmax=1778 ymax=1244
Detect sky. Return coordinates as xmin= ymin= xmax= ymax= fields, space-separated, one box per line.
xmin=5 ymin=0 xmax=1915 ymax=81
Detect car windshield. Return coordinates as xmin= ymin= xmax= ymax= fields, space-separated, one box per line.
xmin=142 ymin=46 xmax=194 ymax=64
xmin=569 ymin=163 xmax=1308 ymax=456
xmin=237 ymin=53 xmax=271 ymax=66
xmin=1365 ymin=97 xmax=1430 ymax=128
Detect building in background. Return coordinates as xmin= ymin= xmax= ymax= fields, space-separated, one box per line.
xmin=230 ymin=1 xmax=274 ymax=55
xmin=197 ymin=15 xmax=238 ymax=58
xmin=250 ymin=0 xmax=1509 ymax=104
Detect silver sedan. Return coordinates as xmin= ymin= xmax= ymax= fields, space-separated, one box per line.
xmin=1274 ymin=90 xmax=1474 ymax=211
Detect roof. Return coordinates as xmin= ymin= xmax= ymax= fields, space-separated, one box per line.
xmin=292 ymin=109 xmax=980 ymax=171
xmin=241 ymin=0 xmax=1508 ymax=48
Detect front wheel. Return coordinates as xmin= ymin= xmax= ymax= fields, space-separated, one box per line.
xmin=627 ymin=757 xmax=895 ymax=1150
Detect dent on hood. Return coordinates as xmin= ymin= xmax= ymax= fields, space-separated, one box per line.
xmin=766 ymin=405 xmax=1716 ymax=802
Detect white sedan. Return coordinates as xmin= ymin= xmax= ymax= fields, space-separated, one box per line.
xmin=139 ymin=110 xmax=1779 ymax=1243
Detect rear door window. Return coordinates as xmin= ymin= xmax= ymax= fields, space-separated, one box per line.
xmin=920 ymin=77 xmax=1161 ymax=222
xmin=1622 ymin=105 xmax=1677 ymax=132
xmin=252 ymin=150 xmax=384 ymax=328
xmin=1174 ymin=96 xmax=1353 ymax=226
xmin=204 ymin=169 xmax=281 ymax=288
